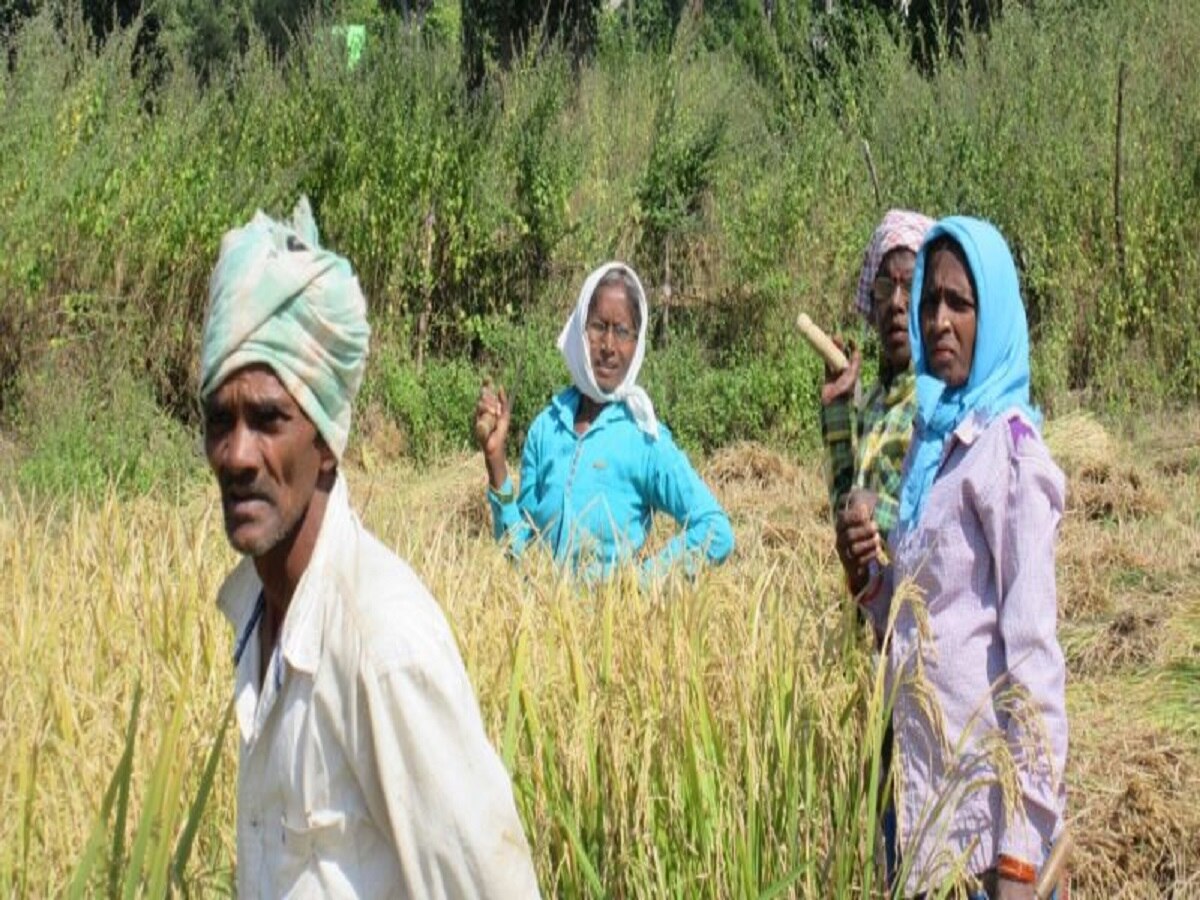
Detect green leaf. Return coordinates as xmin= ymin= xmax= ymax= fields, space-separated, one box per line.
xmin=171 ymin=696 xmax=236 ymax=889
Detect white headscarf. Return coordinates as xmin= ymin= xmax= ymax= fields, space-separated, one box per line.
xmin=556 ymin=261 xmax=659 ymax=439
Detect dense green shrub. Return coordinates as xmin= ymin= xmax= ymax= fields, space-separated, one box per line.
xmin=13 ymin=350 xmax=202 ymax=498
xmin=2 ymin=0 xmax=1199 ymax=489
xmin=643 ymin=338 xmax=824 ymax=453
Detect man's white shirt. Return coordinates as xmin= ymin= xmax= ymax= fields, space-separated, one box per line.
xmin=218 ymin=475 xmax=540 ymax=899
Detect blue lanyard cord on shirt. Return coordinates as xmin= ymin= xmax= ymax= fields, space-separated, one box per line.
xmin=233 ymin=592 xmax=265 ymax=667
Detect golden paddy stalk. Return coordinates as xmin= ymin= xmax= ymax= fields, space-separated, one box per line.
xmin=2 ymin=419 xmax=1198 ymax=896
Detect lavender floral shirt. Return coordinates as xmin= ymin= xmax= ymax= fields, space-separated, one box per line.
xmin=864 ymin=408 xmax=1068 ymax=893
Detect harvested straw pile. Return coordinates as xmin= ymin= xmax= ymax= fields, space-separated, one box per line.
xmin=1045 ymin=412 xmax=1164 ymax=522
xmin=1070 ymin=731 xmax=1200 ymax=897
xmin=703 ymin=440 xmax=802 ymax=488
xmin=1062 ymin=605 xmax=1167 ymax=676
xmin=1056 ymin=527 xmax=1151 ymax=621
xmin=703 ymin=442 xmax=830 ymax=551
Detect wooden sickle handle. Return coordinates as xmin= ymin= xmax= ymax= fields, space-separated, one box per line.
xmin=796 ymin=313 xmax=850 ymax=373
xmin=1035 ymin=829 xmax=1074 ymax=900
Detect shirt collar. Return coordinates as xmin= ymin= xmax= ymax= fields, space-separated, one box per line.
xmin=947 ymin=409 xmax=990 ymax=454
xmin=550 ymin=386 xmax=630 ymax=434
xmin=278 ymin=473 xmax=354 ymax=676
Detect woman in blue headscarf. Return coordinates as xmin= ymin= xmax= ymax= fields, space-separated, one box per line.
xmin=851 ymin=218 xmax=1069 ymax=899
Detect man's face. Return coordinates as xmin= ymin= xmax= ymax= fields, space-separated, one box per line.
xmin=203 ymin=365 xmax=334 ymax=557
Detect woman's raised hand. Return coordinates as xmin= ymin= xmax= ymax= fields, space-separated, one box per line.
xmin=820 ymin=338 xmax=861 ymax=407
xmin=475 ymin=380 xmax=511 ymax=488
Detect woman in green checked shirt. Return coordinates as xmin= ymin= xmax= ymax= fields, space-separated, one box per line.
xmin=820 ymin=209 xmax=934 ymax=586
xmin=817 ymin=208 xmax=933 ymax=886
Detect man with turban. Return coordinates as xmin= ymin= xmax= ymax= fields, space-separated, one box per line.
xmin=201 ymin=198 xmax=540 ymax=899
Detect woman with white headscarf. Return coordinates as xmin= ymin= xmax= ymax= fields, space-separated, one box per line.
xmin=474 ymin=262 xmax=734 ymax=579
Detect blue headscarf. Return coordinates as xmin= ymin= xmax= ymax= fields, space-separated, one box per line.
xmin=897 ymin=216 xmax=1041 ymax=531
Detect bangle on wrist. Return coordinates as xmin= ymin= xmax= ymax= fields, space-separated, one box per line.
xmin=997 ymin=854 xmax=1037 ymax=885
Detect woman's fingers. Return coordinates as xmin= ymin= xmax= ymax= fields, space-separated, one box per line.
xmin=845 ymin=521 xmax=880 ymax=565
xmin=477 ymin=383 xmax=509 ymax=418
xmin=846 ymin=349 xmax=862 ymax=382
xmin=820 ymin=347 xmax=861 ymax=406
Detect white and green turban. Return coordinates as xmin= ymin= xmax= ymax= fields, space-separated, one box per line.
xmin=199 ymin=197 xmax=370 ymax=459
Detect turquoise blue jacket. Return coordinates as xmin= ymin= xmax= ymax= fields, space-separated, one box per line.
xmin=488 ymin=388 xmax=734 ymax=578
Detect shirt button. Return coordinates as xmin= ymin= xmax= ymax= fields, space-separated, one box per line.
xmin=250 ymin=817 xmax=261 ymax=829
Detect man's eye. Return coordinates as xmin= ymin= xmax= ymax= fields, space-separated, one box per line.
xmin=249 ymin=406 xmax=287 ymax=430
xmin=205 ymin=409 xmax=232 ymax=433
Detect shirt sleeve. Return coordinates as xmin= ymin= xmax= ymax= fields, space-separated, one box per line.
xmin=871 ymin=483 xmax=900 ymax=539
xmin=358 ymin=642 xmax=542 ymax=900
xmin=820 ymin=398 xmax=856 ymax=521
xmin=975 ymin=425 xmax=1069 ymax=864
xmin=642 ymin=430 xmax=735 ymax=579
xmin=487 ymin=421 xmax=541 ymax=559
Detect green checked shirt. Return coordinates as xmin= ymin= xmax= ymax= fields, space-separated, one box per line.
xmin=819 ymin=371 xmax=917 ymax=540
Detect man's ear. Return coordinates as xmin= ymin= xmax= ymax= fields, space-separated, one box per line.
xmin=316 ymin=435 xmax=337 ymax=475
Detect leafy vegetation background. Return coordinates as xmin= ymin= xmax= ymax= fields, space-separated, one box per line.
xmin=2 ymin=0 xmax=1199 ymax=493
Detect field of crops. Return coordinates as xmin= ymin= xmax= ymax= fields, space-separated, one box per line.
xmin=1 ymin=410 xmax=1197 ymax=897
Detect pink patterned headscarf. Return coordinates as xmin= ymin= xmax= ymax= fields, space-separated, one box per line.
xmin=854 ymin=209 xmax=935 ymax=320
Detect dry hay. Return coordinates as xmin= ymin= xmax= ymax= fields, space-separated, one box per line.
xmin=702 ymin=440 xmax=802 ymax=489
xmin=1045 ymin=412 xmax=1163 ymax=522
xmin=348 ymin=402 xmax=410 ymax=471
xmin=1056 ymin=523 xmax=1155 ymax=621
xmin=1045 ymin=411 xmax=1115 ymax=474
xmin=0 ymin=430 xmax=17 ymax=484
xmin=349 ymin=451 xmax=491 ymax=542
xmin=702 ymin=442 xmax=833 ymax=553
xmin=1136 ymin=416 xmax=1200 ymax=479
xmin=450 ymin=478 xmax=494 ymax=538
xmin=420 ymin=456 xmax=492 ymax=538
xmin=1153 ymin=445 xmax=1200 ymax=478
xmin=1063 ymin=605 xmax=1167 ymax=677
xmin=701 ymin=441 xmax=826 ymax=517
xmin=1070 ymin=462 xmax=1164 ymax=523
xmin=1070 ymin=731 xmax=1200 ymax=897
